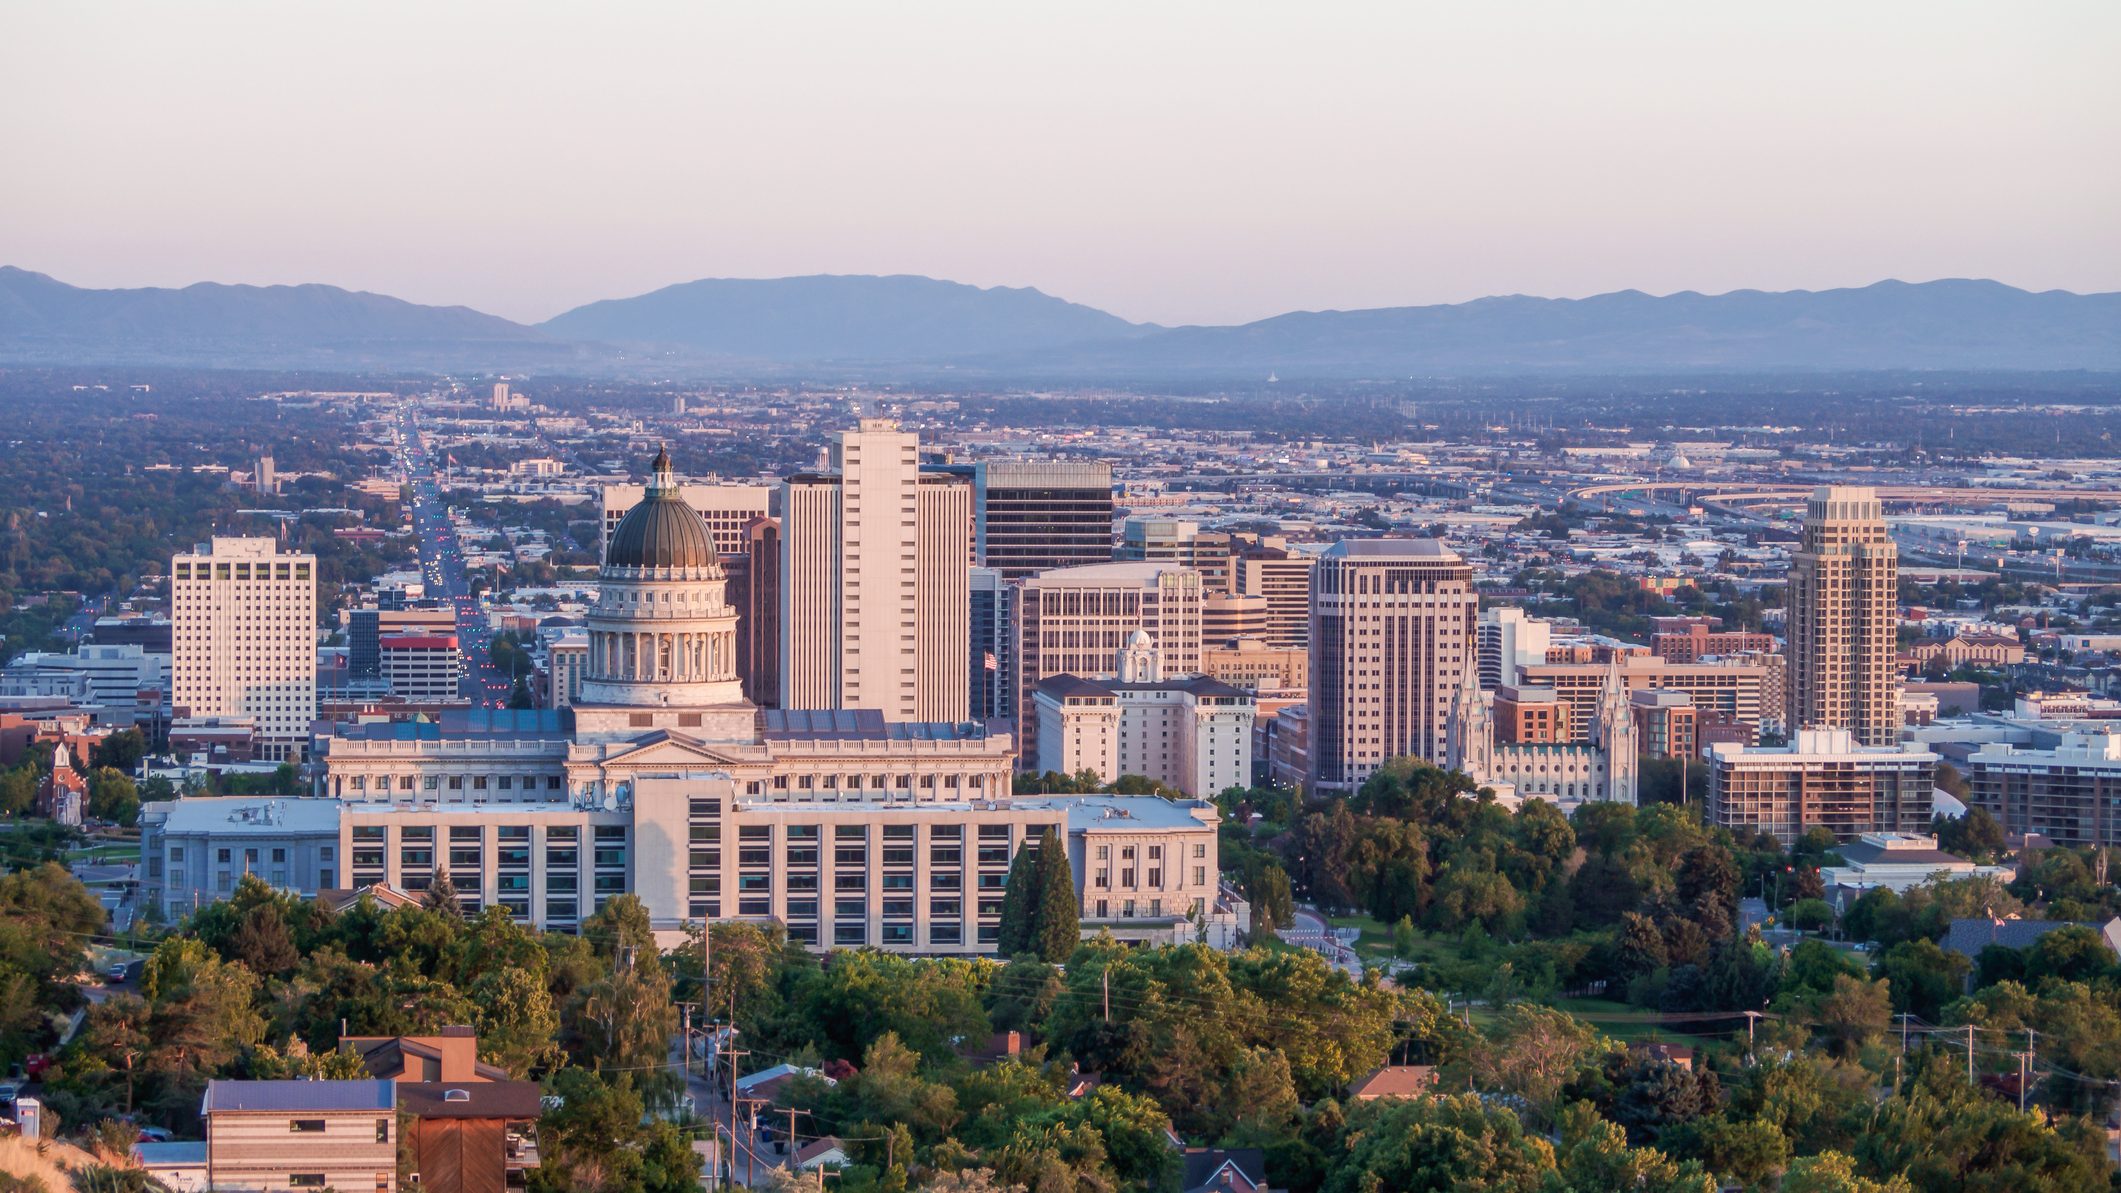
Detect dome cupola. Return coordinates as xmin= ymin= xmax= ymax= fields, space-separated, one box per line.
xmin=604 ymin=447 xmax=718 ymax=574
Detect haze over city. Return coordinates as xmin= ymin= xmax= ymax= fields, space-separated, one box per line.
xmin=5 ymin=6 xmax=2121 ymax=1193
xmin=4 ymin=1 xmax=2118 ymax=325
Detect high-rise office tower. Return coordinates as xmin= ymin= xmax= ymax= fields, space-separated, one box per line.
xmin=781 ymin=420 xmax=972 ymax=723
xmin=730 ymin=515 xmax=782 ymax=708
xmin=943 ymin=460 xmax=1113 ymax=580
xmin=1231 ymin=536 xmax=1314 ymax=646
xmin=171 ymin=537 xmax=318 ymax=761
xmin=1308 ymin=539 xmax=1477 ymax=794
xmin=1119 ymin=517 xmax=1233 ymax=592
xmin=968 ymin=567 xmax=1015 ymax=722
xmin=1015 ymin=562 xmax=1204 ymax=769
xmin=1786 ymin=486 xmax=1899 ymax=747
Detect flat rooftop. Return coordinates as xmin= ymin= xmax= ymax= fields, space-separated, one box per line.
xmin=153 ymin=797 xmax=343 ymax=836
xmin=203 ymin=1079 xmax=396 ymax=1113
xmin=332 ymin=707 xmax=574 ymax=742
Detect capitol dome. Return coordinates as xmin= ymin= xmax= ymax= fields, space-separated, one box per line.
xmin=605 ymin=447 xmax=718 ymax=573
xmin=579 ymin=445 xmax=744 ymax=712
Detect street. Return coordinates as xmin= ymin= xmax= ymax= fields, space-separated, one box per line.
xmin=396 ymin=409 xmax=513 ymax=708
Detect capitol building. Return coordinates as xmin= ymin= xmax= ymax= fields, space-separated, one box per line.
xmin=144 ymin=451 xmax=1225 ymax=953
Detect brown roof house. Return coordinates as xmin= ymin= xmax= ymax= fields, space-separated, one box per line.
xmin=1347 ymin=1065 xmax=1438 ymax=1101
xmin=342 ymin=1026 xmax=541 ymax=1193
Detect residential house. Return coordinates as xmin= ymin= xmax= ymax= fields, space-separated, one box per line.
xmin=1181 ymin=1147 xmax=1277 ymax=1193
xmin=343 ymin=1027 xmax=541 ymax=1193
xmin=1347 ymin=1065 xmax=1438 ymax=1101
xmin=794 ymin=1137 xmax=850 ymax=1173
xmin=200 ymin=1079 xmax=397 ymax=1193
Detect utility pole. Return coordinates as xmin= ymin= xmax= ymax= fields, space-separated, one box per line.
xmin=2024 ymin=1028 xmax=2038 ymax=1112
xmin=1967 ymin=1024 xmax=1976 ymax=1084
xmin=723 ymin=1038 xmax=748 ymax=1191
xmin=1102 ymin=968 xmax=1110 ymax=1023
xmin=702 ymin=918 xmax=713 ymax=1078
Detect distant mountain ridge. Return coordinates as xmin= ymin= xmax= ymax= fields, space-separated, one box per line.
xmin=0 ymin=265 xmax=576 ymax=370
xmin=540 ymin=273 xmax=1155 ymax=362
xmin=2 ymin=266 xmax=2116 ymax=376
xmin=1005 ymin=278 xmax=2121 ymax=376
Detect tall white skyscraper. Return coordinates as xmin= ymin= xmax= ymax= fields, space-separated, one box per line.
xmin=780 ymin=420 xmax=972 ymax=723
xmin=171 ymin=537 xmax=318 ymax=761
xmin=1477 ymin=605 xmax=1553 ymax=688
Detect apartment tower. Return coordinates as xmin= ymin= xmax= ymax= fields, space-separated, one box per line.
xmin=171 ymin=537 xmax=318 ymax=761
xmin=1308 ymin=539 xmax=1477 ymax=794
xmin=1786 ymin=486 xmax=1899 ymax=746
xmin=781 ymin=420 xmax=973 ymax=723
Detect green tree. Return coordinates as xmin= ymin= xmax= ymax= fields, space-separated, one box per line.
xmin=421 ymin=869 xmax=464 ymax=917
xmin=227 ymin=902 xmax=299 ymax=978
xmin=1779 ymin=1151 xmax=1912 ymax=1193
xmin=1786 ymin=898 xmax=1835 ymax=933
xmin=1872 ymin=939 xmax=1970 ymax=1021
xmin=1393 ymin=915 xmax=1419 ymax=959
xmin=1857 ymin=1063 xmax=2108 ymax=1189
xmin=1550 ymin=1102 xmax=1717 ymax=1193
xmin=1812 ymin=975 xmax=1892 ymax=1058
xmin=995 ymin=841 xmax=1039 ymax=957
xmin=1321 ymin=1094 xmax=1554 ymax=1193
xmin=1932 ymin=804 xmax=2003 ymax=862
xmin=1032 ymin=828 xmax=1079 ymax=963
xmin=1459 ymin=1005 xmax=1606 ymax=1128
xmin=89 ymin=729 xmax=147 ymax=773
xmin=1245 ymin=861 xmax=1295 ymax=937
xmin=86 ymin=767 xmax=139 ymax=826
xmin=468 ymin=965 xmax=561 ymax=1078
xmin=0 ymin=762 xmax=35 ymax=816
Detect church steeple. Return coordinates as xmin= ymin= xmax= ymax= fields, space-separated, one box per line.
xmin=1444 ymin=660 xmax=1492 ymax=781
xmin=1594 ymin=658 xmax=1639 ymax=803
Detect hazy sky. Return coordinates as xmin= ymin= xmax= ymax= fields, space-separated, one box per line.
xmin=3 ymin=1 xmax=2116 ymax=326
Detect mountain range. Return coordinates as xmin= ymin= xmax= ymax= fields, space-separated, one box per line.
xmin=3 ymin=265 xmax=2116 ymax=378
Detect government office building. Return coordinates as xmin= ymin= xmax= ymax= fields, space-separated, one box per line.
xmin=144 ymin=452 xmax=1223 ymax=953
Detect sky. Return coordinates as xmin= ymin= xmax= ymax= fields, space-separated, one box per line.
xmin=2 ymin=1 xmax=2117 ymax=327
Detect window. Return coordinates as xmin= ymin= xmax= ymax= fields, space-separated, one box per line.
xmin=377 ymin=1119 xmax=390 ymax=1143
xmin=289 ymin=1176 xmax=327 ymax=1188
xmin=290 ymin=1119 xmax=327 ymax=1133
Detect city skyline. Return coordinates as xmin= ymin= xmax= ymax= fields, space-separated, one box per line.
xmin=4 ymin=2 xmax=2116 ymax=326
xmin=7 ymin=6 xmax=2121 ymax=1188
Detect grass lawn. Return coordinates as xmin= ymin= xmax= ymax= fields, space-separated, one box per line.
xmin=1546 ymin=996 xmax=1723 ymax=1048
xmin=1326 ymin=913 xmax=1454 ymax=967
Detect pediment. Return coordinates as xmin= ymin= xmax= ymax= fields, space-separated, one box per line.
xmin=594 ymin=729 xmax=760 ymax=770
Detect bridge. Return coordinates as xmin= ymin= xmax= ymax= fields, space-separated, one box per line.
xmin=1566 ymin=481 xmax=2121 ymax=509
